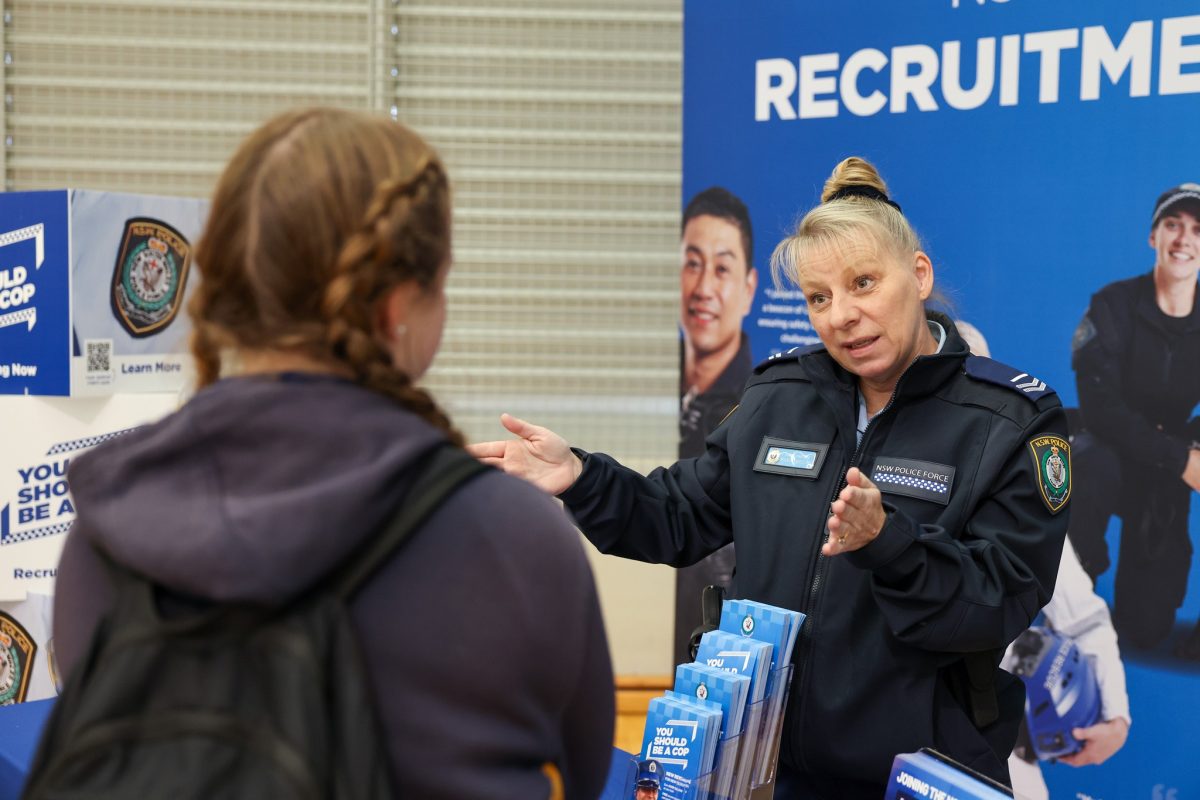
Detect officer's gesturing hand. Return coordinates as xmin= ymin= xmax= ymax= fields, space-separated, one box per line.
xmin=467 ymin=413 xmax=583 ymax=495
xmin=823 ymin=467 xmax=887 ymax=556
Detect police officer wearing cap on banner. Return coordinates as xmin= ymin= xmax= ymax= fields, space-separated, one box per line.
xmin=1069 ymin=183 xmax=1200 ymax=658
xmin=471 ymin=156 xmax=1069 ymax=798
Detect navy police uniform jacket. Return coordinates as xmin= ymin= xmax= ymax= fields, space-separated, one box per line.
xmin=1073 ymin=271 xmax=1200 ymax=476
xmin=679 ymin=333 xmax=753 ymax=460
xmin=560 ymin=316 xmax=1069 ymax=797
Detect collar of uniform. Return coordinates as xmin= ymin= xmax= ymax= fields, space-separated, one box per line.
xmin=802 ymin=311 xmax=969 ymax=402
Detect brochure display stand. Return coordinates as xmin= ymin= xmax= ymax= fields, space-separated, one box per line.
xmin=611 ymin=664 xmax=793 ymax=800
xmin=716 ymin=663 xmax=792 ymax=800
xmin=614 ymin=597 xmax=803 ymax=800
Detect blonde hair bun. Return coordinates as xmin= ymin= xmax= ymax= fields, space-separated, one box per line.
xmin=821 ymin=156 xmax=890 ymax=204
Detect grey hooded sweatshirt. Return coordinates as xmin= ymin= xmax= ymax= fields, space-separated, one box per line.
xmin=53 ymin=374 xmax=615 ymax=799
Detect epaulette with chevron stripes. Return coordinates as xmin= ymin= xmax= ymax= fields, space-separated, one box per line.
xmin=963 ymin=355 xmax=1056 ymax=402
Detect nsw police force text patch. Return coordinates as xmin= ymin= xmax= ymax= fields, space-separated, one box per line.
xmin=869 ymin=456 xmax=955 ymax=505
xmin=1027 ymin=433 xmax=1071 ymax=514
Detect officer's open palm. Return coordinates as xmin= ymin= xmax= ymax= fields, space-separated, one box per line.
xmin=467 ymin=413 xmax=582 ymax=495
xmin=823 ymin=467 xmax=887 ymax=556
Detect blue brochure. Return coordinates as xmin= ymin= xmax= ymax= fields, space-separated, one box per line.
xmin=884 ymin=749 xmax=1013 ymax=800
xmin=674 ymin=662 xmax=750 ymax=741
xmin=640 ymin=694 xmax=722 ymax=796
xmin=663 ymin=691 xmax=722 ymax=779
xmin=694 ymin=629 xmax=773 ymax=704
xmin=718 ymin=599 xmax=804 ymax=691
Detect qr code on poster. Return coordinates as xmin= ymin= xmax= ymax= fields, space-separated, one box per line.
xmin=86 ymin=339 xmax=113 ymax=373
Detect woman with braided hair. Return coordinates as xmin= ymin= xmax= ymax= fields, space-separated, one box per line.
xmin=51 ymin=107 xmax=615 ymax=799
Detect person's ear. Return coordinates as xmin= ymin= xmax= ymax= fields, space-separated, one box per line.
xmin=376 ymin=281 xmax=422 ymax=344
xmin=742 ymin=267 xmax=758 ymax=315
xmin=913 ymin=252 xmax=934 ymax=302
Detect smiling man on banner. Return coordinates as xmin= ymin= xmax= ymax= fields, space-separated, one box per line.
xmin=675 ymin=186 xmax=757 ymax=665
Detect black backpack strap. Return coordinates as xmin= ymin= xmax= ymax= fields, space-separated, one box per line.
xmin=329 ymin=442 xmax=489 ymax=601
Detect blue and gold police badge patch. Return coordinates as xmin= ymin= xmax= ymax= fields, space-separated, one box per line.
xmin=0 ymin=611 xmax=36 ymax=705
xmin=110 ymin=217 xmax=192 ymax=338
xmin=1028 ymin=433 xmax=1071 ymax=514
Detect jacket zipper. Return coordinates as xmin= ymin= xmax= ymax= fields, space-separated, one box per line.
xmin=794 ymin=381 xmax=902 ymax=775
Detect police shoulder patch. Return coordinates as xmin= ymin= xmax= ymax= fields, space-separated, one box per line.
xmin=0 ymin=610 xmax=37 ymax=704
xmin=1027 ymin=433 xmax=1071 ymax=514
xmin=964 ymin=356 xmax=1056 ymax=402
xmin=1071 ymin=313 xmax=1097 ymax=354
xmin=110 ymin=217 xmax=193 ymax=338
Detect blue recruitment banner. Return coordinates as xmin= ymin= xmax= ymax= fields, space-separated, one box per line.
xmin=684 ymin=1 xmax=1200 ymax=798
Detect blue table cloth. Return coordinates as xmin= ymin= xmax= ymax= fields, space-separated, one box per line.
xmin=0 ymin=699 xmax=54 ymax=800
xmin=602 ymin=747 xmax=637 ymax=799
xmin=1 ymin=708 xmax=636 ymax=800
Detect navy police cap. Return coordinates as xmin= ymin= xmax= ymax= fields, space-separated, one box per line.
xmin=636 ymin=759 xmax=661 ymax=788
xmin=1151 ymin=182 xmax=1200 ymax=228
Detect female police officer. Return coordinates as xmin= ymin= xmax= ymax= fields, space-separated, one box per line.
xmin=471 ymin=157 xmax=1069 ymax=797
xmin=1069 ymin=183 xmax=1200 ymax=657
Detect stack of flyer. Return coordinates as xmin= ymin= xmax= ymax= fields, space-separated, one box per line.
xmin=694 ymin=631 xmax=772 ymax=704
xmin=716 ymin=598 xmax=803 ymax=791
xmin=717 ymin=598 xmax=802 ymax=695
xmin=636 ymin=598 xmax=803 ymax=800
xmin=671 ymin=663 xmax=751 ymax=798
xmin=673 ymin=663 xmax=750 ymax=742
xmin=640 ymin=694 xmax=722 ymax=798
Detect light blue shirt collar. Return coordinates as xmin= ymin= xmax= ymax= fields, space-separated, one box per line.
xmin=856 ymin=319 xmax=947 ymax=445
xmin=928 ymin=319 xmax=947 ymax=354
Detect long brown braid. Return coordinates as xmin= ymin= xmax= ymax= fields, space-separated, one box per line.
xmin=189 ymin=107 xmax=464 ymax=446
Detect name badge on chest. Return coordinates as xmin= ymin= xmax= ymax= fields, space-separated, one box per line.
xmin=869 ymin=456 xmax=955 ymax=505
xmin=753 ymin=436 xmax=829 ymax=479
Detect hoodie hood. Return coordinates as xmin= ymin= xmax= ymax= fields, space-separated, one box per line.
xmin=66 ymin=374 xmax=447 ymax=604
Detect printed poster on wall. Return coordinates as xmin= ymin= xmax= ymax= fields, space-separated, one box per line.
xmin=0 ymin=189 xmax=207 ymax=396
xmin=683 ymin=1 xmax=1200 ymax=798
xmin=0 ymin=393 xmax=178 ymax=705
xmin=0 ymin=394 xmax=179 ymax=601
